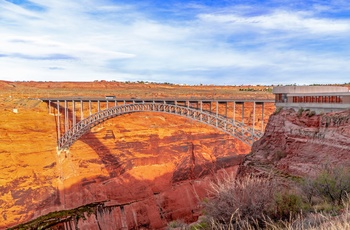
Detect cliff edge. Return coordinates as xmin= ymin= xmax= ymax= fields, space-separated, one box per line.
xmin=239 ymin=108 xmax=350 ymax=178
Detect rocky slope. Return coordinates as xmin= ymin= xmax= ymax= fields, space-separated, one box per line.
xmin=239 ymin=108 xmax=350 ymax=178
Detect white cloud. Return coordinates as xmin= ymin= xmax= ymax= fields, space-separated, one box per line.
xmin=0 ymin=1 xmax=350 ymax=85
xmin=198 ymin=10 xmax=350 ymax=34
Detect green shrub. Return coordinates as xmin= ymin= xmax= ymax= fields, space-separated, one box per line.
xmin=273 ymin=107 xmax=283 ymax=115
xmin=314 ymin=166 xmax=350 ymax=205
xmin=297 ymin=108 xmax=304 ymax=117
xmin=167 ymin=219 xmax=187 ymax=229
xmin=301 ymin=165 xmax=350 ymax=208
xmin=274 ymin=192 xmax=308 ymax=220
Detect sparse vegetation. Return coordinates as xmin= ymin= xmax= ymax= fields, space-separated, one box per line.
xmin=297 ymin=107 xmax=304 ymax=117
xmin=273 ymin=107 xmax=283 ymax=115
xmin=192 ymin=166 xmax=350 ymax=230
xmin=202 ymin=173 xmax=277 ymax=228
xmin=301 ymin=165 xmax=350 ymax=207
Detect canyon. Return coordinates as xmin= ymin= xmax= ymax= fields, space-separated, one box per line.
xmin=0 ymin=81 xmax=274 ymax=229
xmin=3 ymin=81 xmax=349 ymax=229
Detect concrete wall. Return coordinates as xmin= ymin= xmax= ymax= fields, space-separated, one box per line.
xmin=273 ymin=86 xmax=349 ymax=94
xmin=275 ymin=102 xmax=350 ymax=114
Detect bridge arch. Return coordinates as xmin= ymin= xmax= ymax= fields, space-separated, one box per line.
xmin=58 ymin=102 xmax=263 ymax=150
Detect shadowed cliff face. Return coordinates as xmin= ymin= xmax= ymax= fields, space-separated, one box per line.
xmin=0 ymin=103 xmax=250 ymax=229
xmin=238 ymin=108 xmax=350 ymax=178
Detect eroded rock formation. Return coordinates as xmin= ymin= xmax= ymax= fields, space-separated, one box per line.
xmin=239 ymin=108 xmax=350 ymax=178
xmin=1 ymin=106 xmax=249 ymax=229
xmin=0 ymin=80 xmax=276 ymax=229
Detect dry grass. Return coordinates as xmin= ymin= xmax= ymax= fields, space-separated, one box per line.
xmin=203 ymin=201 xmax=350 ymax=230
xmin=198 ymin=171 xmax=350 ymax=230
xmin=202 ymin=172 xmax=276 ymax=228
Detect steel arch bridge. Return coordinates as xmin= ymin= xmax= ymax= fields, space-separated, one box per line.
xmin=41 ymin=98 xmax=274 ymax=150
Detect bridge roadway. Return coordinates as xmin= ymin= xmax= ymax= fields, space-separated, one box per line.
xmin=41 ymin=97 xmax=275 ymax=150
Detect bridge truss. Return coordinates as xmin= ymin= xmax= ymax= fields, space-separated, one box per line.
xmin=41 ymin=98 xmax=274 ymax=150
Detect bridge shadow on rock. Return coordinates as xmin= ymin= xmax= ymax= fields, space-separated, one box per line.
xmin=79 ymin=133 xmax=128 ymax=178
xmin=7 ymin=107 xmax=252 ymax=229
xmin=49 ymin=101 xmax=124 ymax=178
xmin=10 ymin=149 xmax=246 ymax=230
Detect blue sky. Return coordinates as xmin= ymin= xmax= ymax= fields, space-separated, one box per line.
xmin=1 ymin=0 xmax=350 ymax=85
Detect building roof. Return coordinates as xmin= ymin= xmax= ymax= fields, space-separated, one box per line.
xmin=273 ymin=86 xmax=349 ymax=94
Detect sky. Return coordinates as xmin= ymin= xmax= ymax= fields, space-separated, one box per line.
xmin=1 ymin=0 xmax=350 ymax=85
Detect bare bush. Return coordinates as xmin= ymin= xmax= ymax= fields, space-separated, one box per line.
xmin=203 ymin=172 xmax=275 ymax=227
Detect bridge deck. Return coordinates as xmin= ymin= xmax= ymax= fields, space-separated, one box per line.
xmin=40 ymin=97 xmax=274 ymax=103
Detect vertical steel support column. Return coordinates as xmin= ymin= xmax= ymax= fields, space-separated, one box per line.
xmin=106 ymin=100 xmax=109 ymax=109
xmin=89 ymin=100 xmax=92 ymax=116
xmin=57 ymin=100 xmax=60 ymax=140
xmin=98 ymin=100 xmax=100 ymax=113
xmin=242 ymin=103 xmax=244 ymax=124
xmin=216 ymin=101 xmax=219 ymax=127
xmin=115 ymin=100 xmax=117 ymax=107
xmin=200 ymin=101 xmax=203 ymax=121
xmin=253 ymin=102 xmax=256 ymax=137
xmin=262 ymin=103 xmax=265 ymax=131
xmin=210 ymin=102 xmax=212 ymax=113
xmin=80 ymin=100 xmax=83 ymax=121
xmin=72 ymin=100 xmax=76 ymax=127
xmin=48 ymin=100 xmax=51 ymax=114
xmin=186 ymin=101 xmax=189 ymax=108
xmin=233 ymin=101 xmax=236 ymax=124
xmin=225 ymin=102 xmax=228 ymax=118
xmin=64 ymin=100 xmax=68 ymax=132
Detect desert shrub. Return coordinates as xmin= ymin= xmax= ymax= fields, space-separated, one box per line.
xmin=314 ymin=166 xmax=350 ymax=205
xmin=297 ymin=108 xmax=304 ymax=117
xmin=166 ymin=219 xmax=187 ymax=229
xmin=203 ymin=173 xmax=276 ymax=228
xmin=273 ymin=107 xmax=283 ymax=115
xmin=301 ymin=166 xmax=350 ymax=207
xmin=307 ymin=110 xmax=316 ymax=117
xmin=274 ymin=191 xmax=308 ymax=220
xmin=274 ymin=150 xmax=287 ymax=161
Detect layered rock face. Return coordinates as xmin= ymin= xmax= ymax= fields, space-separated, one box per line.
xmin=239 ymin=108 xmax=350 ymax=177
xmin=0 ymin=80 xmax=275 ymax=229
xmin=1 ymin=104 xmax=249 ymax=229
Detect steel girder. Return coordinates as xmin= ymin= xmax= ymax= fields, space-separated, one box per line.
xmin=58 ymin=103 xmax=263 ymax=150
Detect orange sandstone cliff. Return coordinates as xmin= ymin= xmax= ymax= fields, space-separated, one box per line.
xmin=1 ymin=104 xmax=248 ymax=229
xmin=0 ymin=81 xmax=275 ymax=229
